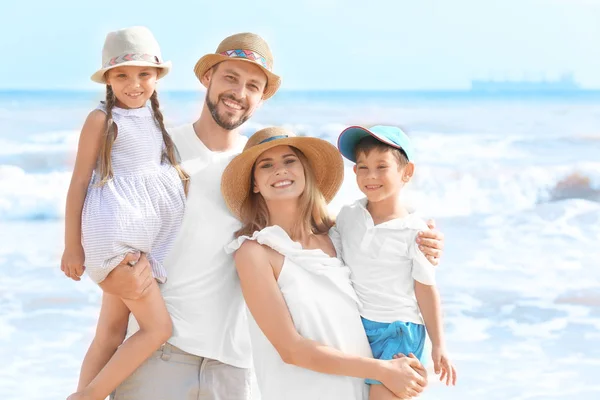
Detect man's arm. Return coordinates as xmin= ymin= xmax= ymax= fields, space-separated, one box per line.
xmin=98 ymin=253 xmax=153 ymax=300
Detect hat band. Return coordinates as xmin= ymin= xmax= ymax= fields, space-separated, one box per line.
xmin=258 ymin=134 xmax=289 ymax=144
xmin=104 ymin=53 xmax=161 ymax=68
xmin=219 ymin=49 xmax=271 ymax=71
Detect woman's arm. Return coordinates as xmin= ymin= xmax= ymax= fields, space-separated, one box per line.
xmin=61 ymin=110 xmax=106 ymax=281
xmin=234 ymin=240 xmax=427 ymax=398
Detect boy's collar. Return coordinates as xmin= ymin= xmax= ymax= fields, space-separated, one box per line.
xmin=355 ymin=198 xmax=422 ymax=230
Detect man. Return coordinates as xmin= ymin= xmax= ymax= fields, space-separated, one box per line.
xmin=94 ymin=33 xmax=444 ymax=399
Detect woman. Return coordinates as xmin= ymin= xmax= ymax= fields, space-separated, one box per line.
xmin=222 ymin=127 xmax=430 ymax=399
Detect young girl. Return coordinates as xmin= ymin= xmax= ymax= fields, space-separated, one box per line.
xmin=60 ymin=26 xmax=188 ymax=400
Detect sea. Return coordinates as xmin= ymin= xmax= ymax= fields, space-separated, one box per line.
xmin=1 ymin=89 xmax=599 ymax=399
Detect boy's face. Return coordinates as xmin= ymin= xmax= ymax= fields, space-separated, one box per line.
xmin=353 ymin=148 xmax=414 ymax=203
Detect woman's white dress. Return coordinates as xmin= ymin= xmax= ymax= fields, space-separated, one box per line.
xmin=226 ymin=226 xmax=372 ymax=400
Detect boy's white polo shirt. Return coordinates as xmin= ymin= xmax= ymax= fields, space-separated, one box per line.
xmin=330 ymin=198 xmax=435 ymax=325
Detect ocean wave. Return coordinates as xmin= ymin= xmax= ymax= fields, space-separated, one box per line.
xmin=3 ymin=162 xmax=599 ymax=221
xmin=331 ymin=162 xmax=600 ymax=218
xmin=0 ymin=130 xmax=78 ymax=172
xmin=0 ymin=166 xmax=69 ymax=221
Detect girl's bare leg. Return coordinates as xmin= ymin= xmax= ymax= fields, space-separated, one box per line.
xmin=76 ymin=293 xmax=129 ymax=391
xmin=70 ymin=280 xmax=171 ymax=400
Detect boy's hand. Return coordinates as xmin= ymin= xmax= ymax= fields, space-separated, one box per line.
xmin=432 ymin=346 xmax=457 ymax=386
xmin=61 ymin=245 xmax=86 ymax=281
xmin=417 ymin=219 xmax=444 ymax=266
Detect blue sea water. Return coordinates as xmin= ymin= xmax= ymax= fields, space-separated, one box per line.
xmin=1 ymin=89 xmax=599 ymax=399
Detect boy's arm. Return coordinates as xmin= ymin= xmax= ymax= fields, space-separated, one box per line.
xmin=411 ymin=234 xmax=457 ymax=385
xmin=414 ymin=283 xmax=444 ymax=350
xmin=414 ymin=282 xmax=457 ymax=385
xmin=410 ymin=233 xmax=442 ymax=348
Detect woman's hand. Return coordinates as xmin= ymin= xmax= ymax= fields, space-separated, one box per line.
xmin=380 ymin=353 xmax=428 ymax=399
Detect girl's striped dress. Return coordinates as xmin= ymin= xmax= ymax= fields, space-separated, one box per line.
xmin=81 ymin=102 xmax=185 ymax=283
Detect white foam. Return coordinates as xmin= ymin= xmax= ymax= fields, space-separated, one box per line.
xmin=0 ymin=166 xmax=69 ymax=220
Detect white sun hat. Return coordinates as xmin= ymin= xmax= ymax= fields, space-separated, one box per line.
xmin=90 ymin=26 xmax=171 ymax=84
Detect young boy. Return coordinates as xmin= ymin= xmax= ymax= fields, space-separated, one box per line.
xmin=332 ymin=125 xmax=457 ymax=399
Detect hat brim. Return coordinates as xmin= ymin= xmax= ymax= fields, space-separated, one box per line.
xmin=221 ymin=137 xmax=343 ymax=220
xmin=194 ymin=54 xmax=281 ymax=100
xmin=90 ymin=60 xmax=172 ymax=84
xmin=337 ymin=126 xmax=409 ymax=162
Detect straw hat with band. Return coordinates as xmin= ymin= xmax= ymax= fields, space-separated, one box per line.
xmin=221 ymin=127 xmax=343 ymax=220
xmin=194 ymin=33 xmax=281 ymax=100
xmin=91 ymin=26 xmax=171 ymax=84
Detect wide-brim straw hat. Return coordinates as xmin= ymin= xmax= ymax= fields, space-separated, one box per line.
xmin=91 ymin=26 xmax=171 ymax=84
xmin=194 ymin=33 xmax=281 ymax=100
xmin=221 ymin=127 xmax=343 ymax=220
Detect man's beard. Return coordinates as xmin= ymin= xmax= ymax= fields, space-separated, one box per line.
xmin=206 ymin=92 xmax=251 ymax=130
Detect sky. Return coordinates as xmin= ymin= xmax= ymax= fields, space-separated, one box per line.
xmin=1 ymin=0 xmax=599 ymax=90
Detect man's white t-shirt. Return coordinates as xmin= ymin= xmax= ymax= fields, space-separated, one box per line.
xmin=126 ymin=124 xmax=251 ymax=368
xmin=330 ymin=198 xmax=436 ymax=325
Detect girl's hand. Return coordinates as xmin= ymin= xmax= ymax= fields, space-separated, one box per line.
xmin=432 ymin=346 xmax=457 ymax=386
xmin=61 ymin=245 xmax=85 ymax=281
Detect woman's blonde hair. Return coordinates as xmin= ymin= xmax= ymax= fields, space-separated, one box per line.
xmin=96 ymin=85 xmax=189 ymax=194
xmin=235 ymin=147 xmax=334 ymax=240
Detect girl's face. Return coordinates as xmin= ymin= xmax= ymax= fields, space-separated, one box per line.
xmin=252 ymin=145 xmax=306 ymax=203
xmin=105 ymin=66 xmax=159 ymax=109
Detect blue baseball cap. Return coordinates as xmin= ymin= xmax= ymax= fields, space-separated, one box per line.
xmin=337 ymin=125 xmax=415 ymax=163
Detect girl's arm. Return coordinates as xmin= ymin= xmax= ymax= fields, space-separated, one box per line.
xmin=61 ymin=110 xmax=106 ymax=281
xmin=234 ymin=240 xmax=428 ymax=399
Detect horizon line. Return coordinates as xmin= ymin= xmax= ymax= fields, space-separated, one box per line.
xmin=1 ymin=88 xmax=600 ymax=94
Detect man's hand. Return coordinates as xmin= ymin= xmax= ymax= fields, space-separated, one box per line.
xmin=417 ymin=219 xmax=444 ymax=266
xmin=98 ymin=252 xmax=152 ymax=300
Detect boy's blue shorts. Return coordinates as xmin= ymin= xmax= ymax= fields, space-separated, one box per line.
xmin=361 ymin=317 xmax=426 ymax=385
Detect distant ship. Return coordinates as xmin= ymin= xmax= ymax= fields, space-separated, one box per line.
xmin=471 ymin=73 xmax=581 ymax=93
